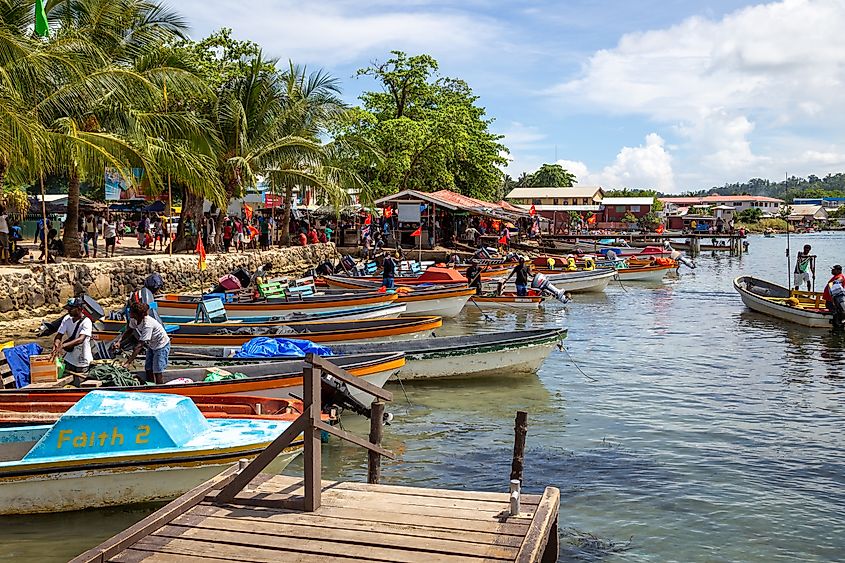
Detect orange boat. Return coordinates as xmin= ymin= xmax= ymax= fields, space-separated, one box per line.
xmin=0 ymin=394 xmax=333 ymax=426
xmin=93 ymin=316 xmax=442 ymax=346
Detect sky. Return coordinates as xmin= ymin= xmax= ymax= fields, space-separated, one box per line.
xmin=177 ymin=0 xmax=845 ymax=194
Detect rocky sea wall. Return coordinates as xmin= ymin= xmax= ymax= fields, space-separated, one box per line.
xmin=0 ymin=244 xmax=337 ymax=319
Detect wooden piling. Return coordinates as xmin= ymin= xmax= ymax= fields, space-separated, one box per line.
xmin=510 ymin=410 xmax=528 ymax=483
xmin=368 ymin=400 xmax=385 ymax=484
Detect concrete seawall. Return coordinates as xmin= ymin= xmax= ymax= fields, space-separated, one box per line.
xmin=0 ymin=244 xmax=337 ymax=320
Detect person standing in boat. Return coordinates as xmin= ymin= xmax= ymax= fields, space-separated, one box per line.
xmin=50 ymin=297 xmax=93 ymax=386
xmin=382 ymin=251 xmax=398 ymax=289
xmin=823 ymin=264 xmax=845 ymax=332
xmin=503 ymin=256 xmax=531 ymax=296
xmin=793 ymin=244 xmax=816 ymax=292
xmin=119 ymin=301 xmax=171 ymax=384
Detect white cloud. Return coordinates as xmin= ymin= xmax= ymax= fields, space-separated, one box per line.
xmin=182 ymin=1 xmax=499 ymax=65
xmin=566 ymin=134 xmax=675 ymax=191
xmin=547 ymin=0 xmax=845 ymax=186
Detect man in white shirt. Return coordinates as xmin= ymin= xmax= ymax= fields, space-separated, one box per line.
xmin=119 ymin=301 xmax=171 ymax=384
xmin=0 ymin=206 xmax=9 ymax=265
xmin=50 ymin=297 xmax=93 ymax=385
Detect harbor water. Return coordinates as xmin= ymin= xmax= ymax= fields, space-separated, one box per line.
xmin=3 ymin=232 xmax=845 ymax=562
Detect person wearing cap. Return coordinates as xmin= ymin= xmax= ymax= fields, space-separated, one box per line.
xmin=823 ymin=264 xmax=845 ymax=331
xmin=50 ymin=297 xmax=93 ymax=385
xmin=119 ymin=301 xmax=171 ymax=384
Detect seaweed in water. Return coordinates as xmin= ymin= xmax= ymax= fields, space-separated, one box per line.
xmin=561 ymin=528 xmax=633 ymax=561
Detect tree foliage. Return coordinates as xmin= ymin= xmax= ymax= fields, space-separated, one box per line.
xmin=524 ymin=164 xmax=576 ymax=187
xmin=340 ymin=51 xmax=507 ymax=201
xmin=736 ymin=207 xmax=763 ymax=223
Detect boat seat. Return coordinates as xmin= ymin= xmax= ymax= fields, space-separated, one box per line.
xmin=287 ymin=285 xmax=314 ymax=297
xmin=258 ymin=281 xmax=287 ymax=300
xmin=195 ymin=298 xmax=229 ymax=324
xmin=0 ymin=348 xmax=15 ymax=389
xmin=364 ymin=261 xmax=378 ymax=275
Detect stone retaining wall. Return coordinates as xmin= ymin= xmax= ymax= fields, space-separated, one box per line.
xmin=0 ymin=244 xmax=337 ymax=319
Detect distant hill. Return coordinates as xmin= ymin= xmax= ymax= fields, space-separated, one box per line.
xmin=673 ymin=173 xmax=845 ymax=202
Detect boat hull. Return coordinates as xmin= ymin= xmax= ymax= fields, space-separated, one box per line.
xmin=494 ymin=270 xmax=616 ymax=293
xmin=0 ymin=447 xmax=299 ymax=514
xmin=399 ymin=292 xmax=473 ymax=317
xmin=470 ymin=296 xmax=543 ymax=310
xmin=615 ymin=265 xmax=673 ymax=281
xmin=395 ymin=336 xmax=559 ymax=380
xmin=734 ymin=276 xmax=832 ymax=328
xmin=156 ymin=293 xmax=396 ymax=318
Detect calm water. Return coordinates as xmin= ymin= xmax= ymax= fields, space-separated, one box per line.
xmin=3 ymin=233 xmax=845 ymax=562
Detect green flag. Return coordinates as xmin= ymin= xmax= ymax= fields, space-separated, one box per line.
xmin=34 ymin=0 xmax=48 ymax=37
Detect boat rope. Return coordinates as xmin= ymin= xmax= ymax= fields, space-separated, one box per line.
xmin=615 ymin=274 xmax=630 ymax=294
xmin=393 ymin=372 xmax=413 ymax=406
xmin=559 ymin=342 xmax=598 ymax=383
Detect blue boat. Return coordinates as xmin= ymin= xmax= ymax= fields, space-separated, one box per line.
xmin=0 ymin=391 xmax=301 ymax=514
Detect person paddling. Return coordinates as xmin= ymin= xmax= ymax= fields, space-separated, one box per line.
xmin=465 ymin=260 xmax=484 ymax=295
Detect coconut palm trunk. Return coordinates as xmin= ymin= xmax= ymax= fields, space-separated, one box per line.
xmin=63 ymin=170 xmax=82 ymax=258
xmin=281 ymin=185 xmax=293 ymax=246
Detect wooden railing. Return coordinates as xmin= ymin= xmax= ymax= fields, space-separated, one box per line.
xmin=214 ymin=353 xmax=394 ymax=511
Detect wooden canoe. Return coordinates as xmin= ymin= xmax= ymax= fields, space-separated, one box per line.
xmin=311 ymin=284 xmax=475 ymax=317
xmin=157 ymin=291 xmax=397 ymax=318
xmin=94 ymin=316 xmax=443 ymax=346
xmin=4 ymin=353 xmax=406 ymax=405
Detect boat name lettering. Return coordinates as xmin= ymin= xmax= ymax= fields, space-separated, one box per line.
xmin=56 ymin=425 xmax=151 ymax=449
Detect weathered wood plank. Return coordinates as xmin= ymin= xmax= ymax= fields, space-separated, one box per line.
xmin=151 ymin=525 xmax=502 ymax=562
xmin=182 ymin=505 xmax=525 ymax=547
xmin=111 ymin=547 xmax=235 ymax=563
xmin=202 ymin=501 xmax=529 ymax=535
xmin=70 ymin=464 xmax=240 ymax=563
xmin=166 ymin=514 xmax=520 ymax=558
xmin=314 ymin=419 xmax=394 ymax=458
xmin=515 ymin=486 xmax=560 ymax=563
xmin=129 ymin=536 xmax=378 ymax=563
xmin=255 ymin=474 xmax=541 ymax=504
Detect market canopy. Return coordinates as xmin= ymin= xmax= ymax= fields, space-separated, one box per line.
xmin=374 ymin=189 xmax=530 ymax=221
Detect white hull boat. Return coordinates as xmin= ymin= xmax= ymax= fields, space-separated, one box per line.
xmin=734 ymin=276 xmax=833 ymax=328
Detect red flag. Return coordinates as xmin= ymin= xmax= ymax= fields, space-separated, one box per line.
xmin=497 ymin=234 xmax=508 ymax=244
xmin=411 ymin=226 xmax=422 ymax=237
xmin=529 ymin=204 xmax=536 ymax=216
xmin=384 ymin=207 xmax=393 ymax=218
xmin=195 ymin=236 xmax=207 ymax=271
xmin=656 ymin=224 xmax=665 ymax=234
xmin=587 ymin=214 xmax=597 ymax=225
xmin=364 ymin=214 xmax=371 ymax=225
xmin=243 ymin=204 xmax=253 ymax=222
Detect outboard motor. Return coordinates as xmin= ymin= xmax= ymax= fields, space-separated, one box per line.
xmin=318 ymin=373 xmax=393 ymax=424
xmin=531 ymin=272 xmax=570 ymax=303
xmin=670 ymin=249 xmax=696 ymax=269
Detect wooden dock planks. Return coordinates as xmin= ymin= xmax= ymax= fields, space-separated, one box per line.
xmin=80 ymin=474 xmax=559 ymax=563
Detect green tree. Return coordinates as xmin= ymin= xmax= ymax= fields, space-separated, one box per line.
xmin=737 ymin=207 xmax=763 ymax=223
xmin=637 ymin=211 xmax=660 ymax=230
xmin=525 ymin=163 xmax=576 ymax=187
xmin=343 ymin=51 xmax=507 ymax=200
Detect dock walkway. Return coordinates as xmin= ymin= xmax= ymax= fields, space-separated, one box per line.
xmin=80 ymin=474 xmax=559 ymax=563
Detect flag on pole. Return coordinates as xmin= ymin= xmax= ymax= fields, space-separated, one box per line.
xmin=243 ymin=204 xmax=253 ymax=222
xmin=656 ymin=224 xmax=665 ymax=234
xmin=529 ymin=204 xmax=536 ymax=216
xmin=384 ymin=207 xmax=393 ymax=218
xmin=196 ymin=236 xmax=207 ymax=271
xmin=497 ymin=234 xmax=508 ymax=244
xmin=586 ymin=214 xmax=597 ymax=225
xmin=34 ymin=0 xmax=48 ymax=37
xmin=364 ymin=214 xmax=371 ymax=225
xmin=410 ymin=226 xmax=422 ymax=237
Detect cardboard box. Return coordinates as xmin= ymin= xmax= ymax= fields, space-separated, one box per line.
xmin=30 ymin=355 xmax=58 ymax=384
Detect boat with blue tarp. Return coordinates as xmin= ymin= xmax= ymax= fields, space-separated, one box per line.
xmin=0 ymin=390 xmax=302 ymax=514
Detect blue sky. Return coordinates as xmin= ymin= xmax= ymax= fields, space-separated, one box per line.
xmin=179 ymin=0 xmax=845 ymax=193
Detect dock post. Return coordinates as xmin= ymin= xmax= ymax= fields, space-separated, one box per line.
xmin=368 ymin=400 xmax=385 ymax=484
xmin=509 ymin=479 xmax=521 ymax=516
xmin=510 ymin=410 xmax=528 ymax=483
xmin=303 ymin=364 xmax=322 ymax=511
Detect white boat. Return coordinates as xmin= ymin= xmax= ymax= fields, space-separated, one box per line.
xmin=615 ymin=264 xmax=674 ymax=282
xmin=471 ymin=293 xmax=544 ymax=310
xmin=489 ymin=269 xmax=616 ymax=293
xmin=733 ymin=276 xmax=833 ymax=328
xmin=170 ymin=329 xmax=567 ymax=382
xmin=397 ymin=288 xmax=474 ymax=317
xmin=0 ymin=391 xmax=301 ymax=514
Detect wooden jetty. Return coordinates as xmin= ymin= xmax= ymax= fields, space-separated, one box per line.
xmin=73 ymin=355 xmax=560 ymax=563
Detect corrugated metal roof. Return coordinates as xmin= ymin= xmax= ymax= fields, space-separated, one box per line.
xmin=505 ymin=186 xmax=604 ymax=199
xmin=660 ymin=195 xmax=784 ymax=204
xmin=601 ymin=197 xmax=654 ymax=206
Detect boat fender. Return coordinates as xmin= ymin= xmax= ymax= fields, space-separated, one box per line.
xmin=785 ymin=297 xmax=800 ymax=307
xmin=583 ymin=256 xmax=595 ymax=271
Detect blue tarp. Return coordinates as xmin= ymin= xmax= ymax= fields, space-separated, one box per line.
xmin=5 ymin=343 xmax=43 ymax=388
xmin=234 ymin=338 xmax=333 ymax=359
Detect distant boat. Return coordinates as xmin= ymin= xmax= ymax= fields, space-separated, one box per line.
xmin=733 ymin=276 xmax=832 ymax=328
xmin=0 ymin=391 xmax=301 ymax=514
